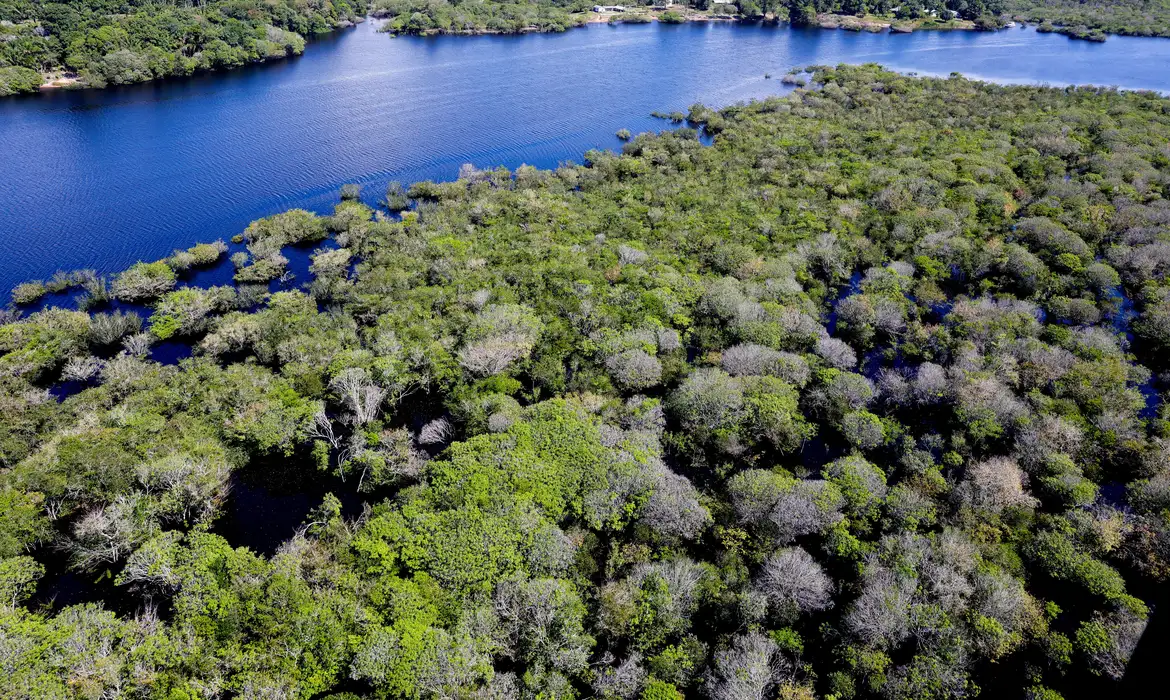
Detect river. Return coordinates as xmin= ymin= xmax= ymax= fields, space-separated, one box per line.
xmin=2 ymin=20 xmax=1170 ymax=295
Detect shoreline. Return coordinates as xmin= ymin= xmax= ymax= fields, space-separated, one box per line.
xmin=31 ymin=17 xmax=367 ymax=94
xmin=9 ymin=64 xmax=1159 ymax=301
xmin=21 ymin=12 xmax=1159 ymax=96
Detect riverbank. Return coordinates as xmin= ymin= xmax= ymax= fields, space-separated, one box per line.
xmin=373 ymin=9 xmax=979 ymax=36
xmin=38 ymin=72 xmax=80 ymax=90
xmin=4 ymin=6 xmax=1150 ymax=99
xmin=6 ymin=18 xmax=1170 ymax=294
xmin=368 ymin=8 xmax=1069 ymax=42
xmin=0 ymin=1 xmax=367 ymax=97
xmin=29 ymin=17 xmax=366 ymax=93
xmin=813 ymin=13 xmax=976 ymax=33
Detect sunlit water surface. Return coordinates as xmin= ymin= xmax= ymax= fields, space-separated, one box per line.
xmin=2 ymin=21 xmax=1170 ymax=294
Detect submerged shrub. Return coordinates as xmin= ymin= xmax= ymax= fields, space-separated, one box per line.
xmin=111 ymin=261 xmax=176 ymax=301
xmin=11 ymin=282 xmax=47 ymax=306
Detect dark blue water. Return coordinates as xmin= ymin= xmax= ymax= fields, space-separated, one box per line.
xmin=4 ymin=21 xmax=1170 ymax=296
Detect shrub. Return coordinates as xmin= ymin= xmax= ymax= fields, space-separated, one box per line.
xmin=0 ymin=66 xmax=42 ymax=97
xmin=86 ymin=311 xmax=142 ymax=347
xmin=111 ymin=261 xmax=176 ymax=301
xmin=10 ymin=281 xmax=46 ymax=306
xmin=384 ymin=181 xmax=411 ymax=211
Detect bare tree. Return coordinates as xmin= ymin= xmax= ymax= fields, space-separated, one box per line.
xmin=330 ymin=367 xmax=387 ymax=425
xmin=768 ymin=479 xmax=844 ymax=543
xmin=122 ymin=332 xmax=154 ymax=358
xmin=621 ymin=396 xmax=666 ymax=435
xmin=1015 ymin=415 xmax=1084 ymax=471
xmin=459 ymin=304 xmax=543 ymax=377
xmin=459 ymin=336 xmax=534 ymax=377
xmin=62 ymin=356 xmax=105 ymax=382
xmin=972 ymin=570 xmax=1030 ymax=639
xmin=494 ymin=577 xmax=593 ymax=676
xmin=617 ymin=245 xmax=649 ymax=266
xmin=1079 ymin=608 xmax=1147 ymax=681
xmin=756 ymin=547 xmax=834 ymax=617
xmin=778 ymin=308 xmax=826 ymax=350
xmin=418 ymin=417 xmax=453 ymax=446
xmin=877 ymin=369 xmax=911 ymax=406
xmin=670 ymin=368 xmax=745 ymax=437
xmin=816 ymin=336 xmax=857 ymax=369
xmin=920 ymin=529 xmax=978 ymax=613
xmin=118 ymin=531 xmax=183 ymax=593
xmin=707 ymin=632 xmax=788 ymax=700
xmin=641 ymin=470 xmax=711 ymax=540
xmin=593 ymin=653 xmax=646 ymax=699
xmin=89 ymin=310 xmax=143 ymax=345
xmin=68 ymin=495 xmax=149 ymax=570
xmin=307 ymin=407 xmax=342 ymax=451
xmin=470 ymin=672 xmax=520 ymax=700
xmin=846 ymin=566 xmax=915 ymax=648
xmin=955 ymin=457 xmax=1038 ymax=514
xmin=701 ymin=277 xmax=751 ymax=322
xmin=723 ymin=343 xmax=784 ymax=377
xmin=912 ymin=362 xmax=949 ymax=404
xmin=954 ymin=375 xmax=1029 ymax=432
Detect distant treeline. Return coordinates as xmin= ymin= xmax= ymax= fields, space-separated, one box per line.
xmin=366 ymin=0 xmax=1007 ymax=35
xmin=5 ymin=0 xmax=1169 ymax=97
xmin=0 ymin=0 xmax=367 ymax=95
xmin=370 ymin=0 xmax=592 ymax=34
xmin=1006 ymin=0 xmax=1170 ymax=40
xmin=368 ymin=0 xmax=1170 ymax=41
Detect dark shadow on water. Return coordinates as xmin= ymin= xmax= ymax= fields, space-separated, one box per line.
xmin=1123 ymin=583 xmax=1170 ymax=694
xmin=150 ymin=339 xmax=194 ymax=365
xmin=30 ymin=549 xmax=142 ymax=616
xmin=214 ymin=456 xmax=364 ymax=556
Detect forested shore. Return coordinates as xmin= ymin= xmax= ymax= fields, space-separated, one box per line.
xmin=6 ymin=0 xmax=1170 ymax=97
xmin=1006 ymin=0 xmax=1170 ymax=40
xmin=365 ymin=0 xmax=1170 ymax=42
xmin=0 ymin=0 xmax=367 ymax=96
xmin=2 ymin=65 xmax=1169 ymax=699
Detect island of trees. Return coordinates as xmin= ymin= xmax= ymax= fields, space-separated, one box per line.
xmin=2 ymin=64 xmax=1168 ymax=699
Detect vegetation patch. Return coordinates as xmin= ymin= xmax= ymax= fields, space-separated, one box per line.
xmin=2 ymin=65 xmax=1170 ymax=699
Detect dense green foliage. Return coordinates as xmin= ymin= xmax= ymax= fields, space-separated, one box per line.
xmin=784 ymin=0 xmax=1002 ymax=24
xmin=1006 ymin=0 xmax=1170 ymax=39
xmin=0 ymin=0 xmax=367 ymax=93
xmin=369 ymin=0 xmax=1170 ymax=41
xmin=5 ymin=0 xmax=1168 ymax=96
xmin=4 ymin=65 xmax=1170 ymax=697
xmin=781 ymin=0 xmax=1170 ymax=40
xmin=370 ymin=0 xmax=592 ymax=34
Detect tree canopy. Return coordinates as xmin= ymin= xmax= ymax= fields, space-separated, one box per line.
xmin=0 ymin=0 xmax=367 ymax=93
xmin=2 ymin=64 xmax=1169 ymax=698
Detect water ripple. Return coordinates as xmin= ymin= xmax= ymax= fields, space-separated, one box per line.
xmin=2 ymin=22 xmax=1169 ymax=293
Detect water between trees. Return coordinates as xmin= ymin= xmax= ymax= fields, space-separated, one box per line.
xmin=8 ymin=25 xmax=1170 ymax=664
xmin=3 ymin=21 xmax=1170 ymax=296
